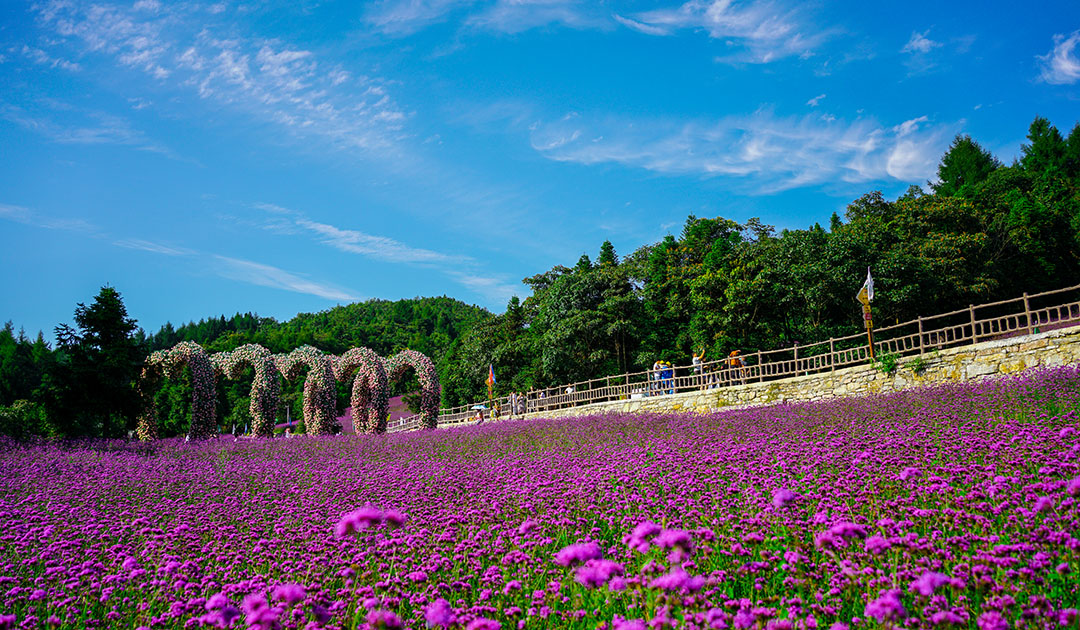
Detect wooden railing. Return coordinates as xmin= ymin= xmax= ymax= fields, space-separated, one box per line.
xmin=387 ymin=283 xmax=1080 ymax=433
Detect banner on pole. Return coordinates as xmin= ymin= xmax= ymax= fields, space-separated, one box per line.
xmin=856 ymin=267 xmax=874 ymax=305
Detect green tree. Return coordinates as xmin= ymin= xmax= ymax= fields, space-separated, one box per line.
xmin=932 ymin=134 xmax=1000 ymax=197
xmin=598 ymin=240 xmax=618 ymax=267
xmin=46 ymin=287 xmax=143 ymax=437
xmin=1021 ymin=117 xmax=1065 ymax=177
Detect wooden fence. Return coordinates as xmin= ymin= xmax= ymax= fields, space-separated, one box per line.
xmin=387 ymin=283 xmax=1080 ymax=433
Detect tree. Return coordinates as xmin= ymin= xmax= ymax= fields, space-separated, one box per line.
xmin=598 ymin=240 xmax=618 ymax=267
xmin=1021 ymin=117 xmax=1065 ymax=177
xmin=45 ymin=287 xmax=143 ymax=437
xmin=932 ymin=135 xmax=1000 ymax=198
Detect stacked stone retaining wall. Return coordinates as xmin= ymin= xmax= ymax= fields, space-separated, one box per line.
xmin=514 ymin=326 xmax=1080 ymax=420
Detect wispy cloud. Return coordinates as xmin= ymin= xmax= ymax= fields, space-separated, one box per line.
xmin=806 ymin=93 xmax=825 ymax=107
xmin=212 ymin=255 xmax=361 ymax=302
xmin=365 ymin=0 xmax=475 ymax=35
xmin=113 ymin=238 xmax=195 ymax=256
xmin=249 ymin=201 xmax=520 ymax=301
xmin=529 ymin=110 xmax=955 ymax=193
xmin=115 ymin=234 xmax=361 ymax=301
xmin=1038 ymin=30 xmax=1080 ymax=85
xmin=31 ymin=0 xmax=406 ymax=154
xmin=467 ymin=0 xmax=607 ymax=34
xmin=619 ymin=0 xmax=831 ymax=64
xmin=1 ymin=101 xmax=183 ymax=159
xmin=20 ymin=45 xmax=81 ymax=71
xmin=0 ymin=202 xmax=101 ymax=234
xmin=366 ymin=0 xmax=603 ymax=36
xmin=444 ymin=269 xmax=520 ymax=304
xmin=295 ymin=218 xmax=467 ymax=264
xmin=901 ymin=30 xmax=942 ymax=54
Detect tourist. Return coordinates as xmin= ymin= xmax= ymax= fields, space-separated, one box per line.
xmin=651 ymin=360 xmax=662 ymax=395
xmin=492 ymin=405 xmax=501 ymax=421
xmin=475 ymin=409 xmax=485 ymax=424
xmin=662 ymin=361 xmax=675 ymax=394
xmin=692 ymin=350 xmax=704 ymax=389
xmin=728 ymin=350 xmax=746 ymax=384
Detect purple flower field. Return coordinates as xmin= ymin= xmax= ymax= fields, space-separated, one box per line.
xmin=3 ymin=368 xmax=1080 ymax=630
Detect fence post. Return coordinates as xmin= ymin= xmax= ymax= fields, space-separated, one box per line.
xmin=917 ymin=316 xmax=924 ymax=356
xmin=969 ymin=304 xmax=977 ymax=344
xmin=1023 ymin=292 xmax=1033 ymax=335
xmin=756 ymin=352 xmax=764 ymax=383
xmin=829 ymin=338 xmax=835 ymax=372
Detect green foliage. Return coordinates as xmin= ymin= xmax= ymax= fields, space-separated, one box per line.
xmin=872 ymin=352 xmax=900 ymax=375
xmin=0 ymin=400 xmax=54 ymax=440
xmin=44 ymin=287 xmax=143 ymax=438
xmin=932 ymin=134 xmax=1000 ymax=197
xmin=906 ymin=355 xmax=928 ymax=374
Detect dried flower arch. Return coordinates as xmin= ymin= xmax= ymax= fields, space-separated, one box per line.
xmin=336 ymin=347 xmax=390 ymax=434
xmin=276 ymin=345 xmax=337 ymax=436
xmin=138 ymin=341 xmax=217 ymax=440
xmin=212 ymin=344 xmax=282 ymax=437
xmin=384 ymin=350 xmax=441 ymax=430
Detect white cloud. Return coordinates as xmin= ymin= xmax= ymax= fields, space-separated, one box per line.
xmin=0 ymin=203 xmax=101 ymax=233
xmin=467 ymin=0 xmax=605 ymax=34
xmin=295 ymin=218 xmax=468 ymax=264
xmin=1038 ymin=31 xmax=1080 ymax=85
xmin=21 ymin=45 xmax=81 ymax=71
xmin=247 ymin=201 xmax=522 ymax=300
xmin=530 ymin=110 xmax=955 ymax=192
xmin=444 ymin=270 xmax=520 ymax=304
xmin=806 ymin=93 xmax=825 ymax=107
xmin=365 ymin=0 xmax=476 ymax=35
xmin=113 ymin=238 xmax=195 ymax=256
xmin=212 ymin=256 xmax=361 ymax=302
xmin=32 ymin=1 xmax=406 ymax=154
xmin=612 ymin=14 xmax=670 ymax=36
xmin=1 ymin=102 xmax=180 ymax=158
xmin=901 ymin=30 xmax=942 ymax=54
xmin=624 ymin=0 xmax=830 ymax=63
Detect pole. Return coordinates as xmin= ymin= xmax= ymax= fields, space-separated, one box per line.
xmin=1023 ymin=293 xmax=1033 ymax=335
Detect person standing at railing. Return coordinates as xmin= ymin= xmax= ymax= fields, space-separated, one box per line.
xmin=661 ymin=361 xmax=675 ymax=394
xmin=728 ymin=350 xmax=746 ymax=384
xmin=692 ymin=349 xmax=705 ymax=389
xmin=650 ymin=360 xmax=661 ymax=396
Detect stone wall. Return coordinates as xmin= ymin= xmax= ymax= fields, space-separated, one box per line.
xmin=512 ymin=326 xmax=1080 ymax=420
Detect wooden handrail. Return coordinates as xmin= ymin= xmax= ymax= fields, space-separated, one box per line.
xmin=385 ymin=283 xmax=1080 ymax=432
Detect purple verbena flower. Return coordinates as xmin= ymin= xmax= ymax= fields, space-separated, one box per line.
xmin=909 ymin=571 xmax=950 ymax=597
xmin=864 ymin=589 xmax=905 ymax=622
xmin=554 ymin=541 xmax=602 ymax=566
xmin=271 ymin=583 xmax=305 ymax=606
xmin=771 ymin=488 xmax=799 ymax=509
xmin=424 ymin=599 xmax=456 ymax=628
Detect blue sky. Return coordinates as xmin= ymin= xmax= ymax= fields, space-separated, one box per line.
xmin=2 ymin=0 xmax=1079 ymax=339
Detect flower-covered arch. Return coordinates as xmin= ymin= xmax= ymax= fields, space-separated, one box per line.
xmin=138 ymin=341 xmax=217 ymax=440
xmin=384 ymin=350 xmax=441 ymax=430
xmin=336 ymin=347 xmax=390 ymax=434
xmin=276 ymin=345 xmax=337 ymax=436
xmin=212 ymin=344 xmax=281 ymax=437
